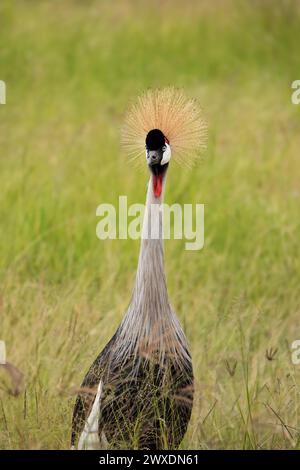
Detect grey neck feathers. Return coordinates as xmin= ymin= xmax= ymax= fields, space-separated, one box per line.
xmin=133 ymin=175 xmax=169 ymax=310
xmin=114 ymin=173 xmax=190 ymax=369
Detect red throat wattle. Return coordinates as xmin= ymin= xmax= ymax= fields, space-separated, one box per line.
xmin=153 ymin=174 xmax=163 ymax=198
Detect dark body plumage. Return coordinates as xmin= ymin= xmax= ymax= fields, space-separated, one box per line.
xmin=71 ymin=329 xmax=193 ymax=449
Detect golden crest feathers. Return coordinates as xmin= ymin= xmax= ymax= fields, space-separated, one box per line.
xmin=122 ymin=88 xmax=207 ymax=167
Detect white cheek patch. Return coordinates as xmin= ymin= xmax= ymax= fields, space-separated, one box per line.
xmin=161 ymin=143 xmax=171 ymax=165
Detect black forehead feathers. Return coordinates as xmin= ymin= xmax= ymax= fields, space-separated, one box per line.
xmin=145 ymin=129 xmax=165 ymax=150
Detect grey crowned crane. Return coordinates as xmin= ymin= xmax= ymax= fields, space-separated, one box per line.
xmin=71 ymin=88 xmax=207 ymax=450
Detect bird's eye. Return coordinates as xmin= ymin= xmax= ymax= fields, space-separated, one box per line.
xmin=162 ymin=145 xmax=167 ymax=152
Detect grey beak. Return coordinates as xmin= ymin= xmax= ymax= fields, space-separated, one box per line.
xmin=147 ymin=150 xmax=162 ymax=166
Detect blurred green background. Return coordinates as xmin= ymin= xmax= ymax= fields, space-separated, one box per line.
xmin=0 ymin=0 xmax=300 ymax=449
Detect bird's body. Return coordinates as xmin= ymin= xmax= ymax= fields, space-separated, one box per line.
xmin=71 ymin=89 xmax=206 ymax=450
xmin=72 ymin=181 xmax=193 ymax=449
xmin=72 ymin=336 xmax=193 ymax=450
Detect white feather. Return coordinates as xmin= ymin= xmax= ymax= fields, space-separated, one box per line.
xmin=78 ymin=380 xmax=107 ymax=450
xmin=0 ymin=341 xmax=6 ymax=365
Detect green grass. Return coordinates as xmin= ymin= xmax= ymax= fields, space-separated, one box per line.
xmin=1 ymin=0 xmax=300 ymax=449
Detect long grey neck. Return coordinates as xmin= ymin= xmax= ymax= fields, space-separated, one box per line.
xmin=116 ymin=172 xmax=189 ymax=369
xmin=132 ymin=174 xmax=169 ymax=309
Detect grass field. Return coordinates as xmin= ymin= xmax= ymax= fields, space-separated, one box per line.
xmin=1 ymin=0 xmax=300 ymax=449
